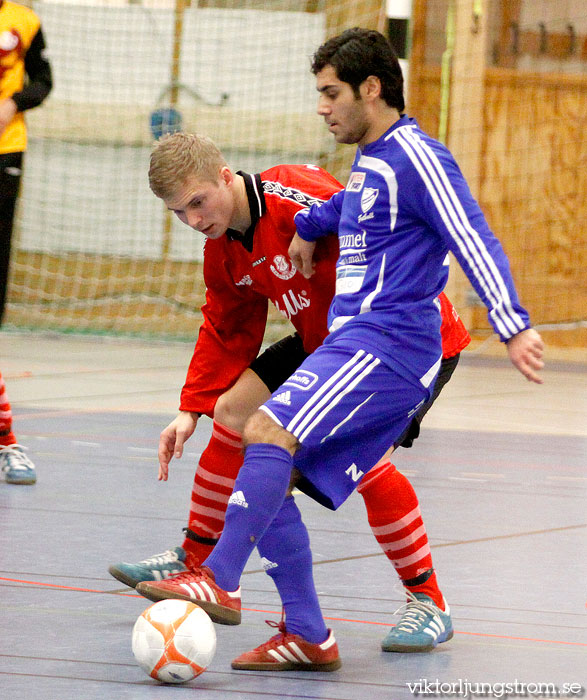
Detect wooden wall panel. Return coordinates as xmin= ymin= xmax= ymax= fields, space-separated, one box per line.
xmin=479 ymin=69 xmax=586 ymax=339
xmin=408 ymin=65 xmax=585 ymax=344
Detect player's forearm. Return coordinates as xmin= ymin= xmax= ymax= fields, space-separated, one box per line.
xmin=179 ymin=322 xmax=264 ymax=416
xmin=12 ymin=29 xmax=52 ymax=112
xmin=450 ymin=227 xmax=531 ymax=342
xmin=179 ymin=356 xmax=255 ymax=417
xmin=424 ymin=160 xmax=531 ymax=341
xmin=294 ymin=189 xmax=344 ymax=242
xmin=178 ymin=386 xmax=211 ymax=416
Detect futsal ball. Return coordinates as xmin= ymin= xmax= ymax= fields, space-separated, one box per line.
xmin=132 ymin=599 xmax=216 ymax=684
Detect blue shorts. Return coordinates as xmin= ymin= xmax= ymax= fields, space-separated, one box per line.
xmin=259 ymin=340 xmax=429 ymax=510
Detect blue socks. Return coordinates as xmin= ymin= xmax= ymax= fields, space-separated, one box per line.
xmin=257 ymin=495 xmax=328 ymax=644
xmin=203 ymin=443 xmax=292 ymax=591
xmin=203 ymin=443 xmax=328 ymax=644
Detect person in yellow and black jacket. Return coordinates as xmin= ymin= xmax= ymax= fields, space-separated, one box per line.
xmin=0 ymin=0 xmax=52 ymax=324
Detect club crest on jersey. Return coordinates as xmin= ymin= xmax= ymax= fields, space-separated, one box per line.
xmin=347 ymin=171 xmax=365 ymax=192
xmin=270 ymin=254 xmax=296 ymax=280
xmin=283 ymin=369 xmax=318 ymax=391
xmin=361 ymin=187 xmax=379 ymax=213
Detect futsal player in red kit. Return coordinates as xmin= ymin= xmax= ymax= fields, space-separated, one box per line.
xmin=109 ymin=131 xmax=470 ymax=653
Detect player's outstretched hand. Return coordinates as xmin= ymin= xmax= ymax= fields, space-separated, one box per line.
xmin=506 ymin=328 xmax=545 ymax=384
xmin=289 ymin=233 xmax=317 ymax=279
xmin=158 ymin=411 xmax=199 ymax=481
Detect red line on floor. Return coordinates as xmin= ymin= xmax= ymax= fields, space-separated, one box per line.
xmin=2 ymin=576 xmax=585 ymax=648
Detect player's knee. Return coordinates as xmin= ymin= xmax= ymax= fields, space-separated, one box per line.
xmin=213 ymin=391 xmax=246 ymax=432
xmin=243 ymin=410 xmax=298 ymax=454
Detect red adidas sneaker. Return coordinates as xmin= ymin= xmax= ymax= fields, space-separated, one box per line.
xmin=135 ymin=566 xmax=241 ymax=625
xmin=231 ymin=621 xmax=341 ymax=671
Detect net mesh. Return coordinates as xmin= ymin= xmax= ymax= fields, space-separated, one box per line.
xmin=6 ymin=0 xmax=586 ymax=351
xmin=8 ymin=0 xmax=384 ymax=341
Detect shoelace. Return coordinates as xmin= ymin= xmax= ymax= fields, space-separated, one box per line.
xmin=0 ymin=444 xmax=32 ymax=470
xmin=393 ymin=588 xmax=438 ymax=634
xmin=0 ymin=444 xmax=27 ymax=454
xmin=141 ymin=550 xmax=182 ymax=566
xmin=261 ymin=611 xmax=288 ymax=647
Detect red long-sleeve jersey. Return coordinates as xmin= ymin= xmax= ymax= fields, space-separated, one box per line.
xmin=180 ymin=165 xmax=470 ymax=416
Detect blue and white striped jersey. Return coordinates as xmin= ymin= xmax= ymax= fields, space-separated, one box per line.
xmin=294 ymin=115 xmax=530 ymax=389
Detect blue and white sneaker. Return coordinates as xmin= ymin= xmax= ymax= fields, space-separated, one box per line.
xmin=0 ymin=444 xmax=37 ymax=485
xmin=108 ymin=546 xmax=188 ymax=589
xmin=382 ymin=591 xmax=453 ymax=652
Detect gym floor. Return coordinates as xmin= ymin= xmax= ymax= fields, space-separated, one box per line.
xmin=1 ymin=331 xmax=585 ymax=699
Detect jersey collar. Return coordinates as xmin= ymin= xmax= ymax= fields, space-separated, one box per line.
xmin=361 ymin=114 xmax=413 ymax=154
xmin=225 ymin=171 xmax=266 ymax=252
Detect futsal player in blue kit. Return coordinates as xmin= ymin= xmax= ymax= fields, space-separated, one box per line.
xmin=137 ymin=28 xmax=544 ymax=671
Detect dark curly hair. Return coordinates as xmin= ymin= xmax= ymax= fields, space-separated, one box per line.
xmin=311 ymin=27 xmax=405 ymax=112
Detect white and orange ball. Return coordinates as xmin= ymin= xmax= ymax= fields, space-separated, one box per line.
xmin=132 ymin=599 xmax=216 ymax=684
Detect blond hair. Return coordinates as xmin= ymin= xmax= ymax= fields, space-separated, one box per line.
xmin=148 ymin=132 xmax=227 ymax=200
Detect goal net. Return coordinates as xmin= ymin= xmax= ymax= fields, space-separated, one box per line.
xmin=6 ymin=0 xmax=586 ymax=352
xmin=7 ymin=0 xmax=385 ymax=342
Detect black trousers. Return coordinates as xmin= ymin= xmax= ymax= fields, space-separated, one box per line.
xmin=0 ymin=151 xmax=24 ymax=325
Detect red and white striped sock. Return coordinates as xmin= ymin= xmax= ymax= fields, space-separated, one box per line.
xmin=358 ymin=461 xmax=445 ymax=609
xmin=182 ymin=420 xmax=244 ymax=565
xmin=0 ymin=371 xmax=16 ymax=447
